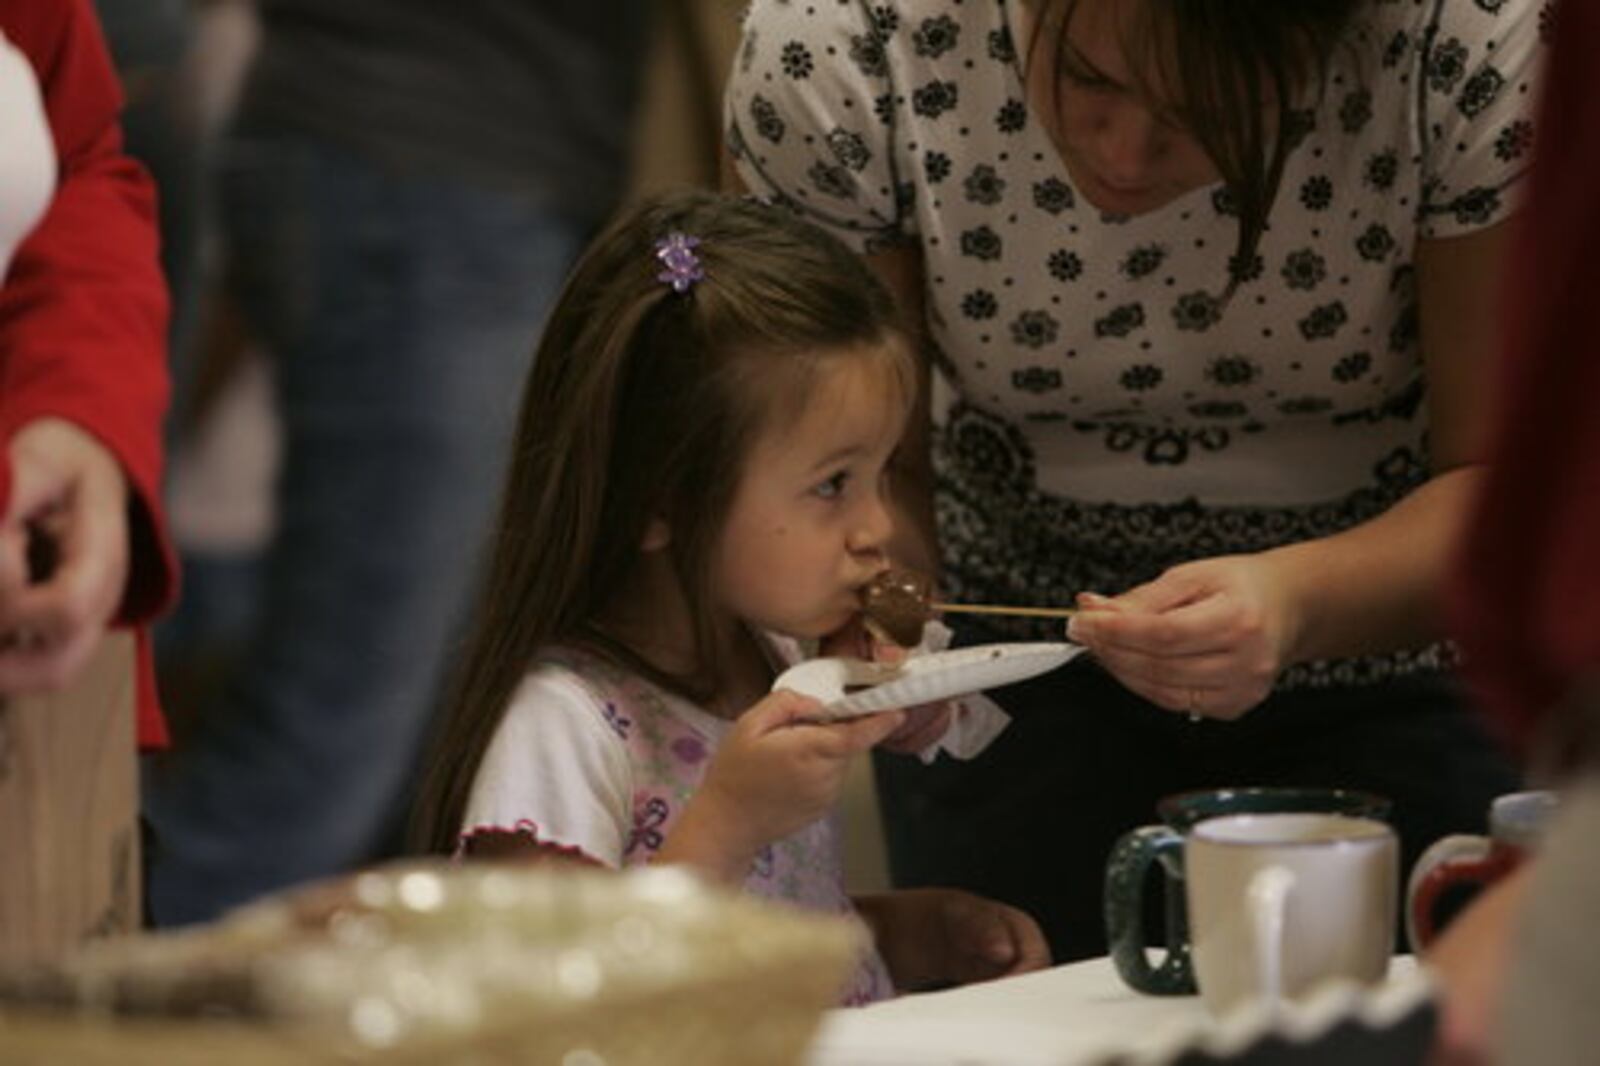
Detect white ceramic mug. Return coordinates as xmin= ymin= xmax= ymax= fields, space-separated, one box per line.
xmin=1186 ymin=813 xmax=1398 ymax=1017
xmin=1406 ymin=789 xmax=1558 ymax=951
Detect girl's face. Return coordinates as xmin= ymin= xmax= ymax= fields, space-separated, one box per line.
xmin=1038 ymin=0 xmax=1221 ymax=216
xmin=712 ymin=344 xmax=909 ymax=641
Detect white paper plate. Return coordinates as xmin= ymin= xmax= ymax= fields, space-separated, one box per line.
xmin=772 ymin=642 xmax=1083 ymax=718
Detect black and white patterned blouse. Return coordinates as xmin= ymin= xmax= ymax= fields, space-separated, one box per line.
xmin=726 ymin=0 xmax=1546 ymax=687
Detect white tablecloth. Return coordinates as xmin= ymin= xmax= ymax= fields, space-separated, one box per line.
xmin=806 ymin=956 xmax=1424 ymax=1066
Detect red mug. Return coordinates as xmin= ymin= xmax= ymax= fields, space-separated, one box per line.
xmin=1406 ymin=790 xmax=1557 ymax=950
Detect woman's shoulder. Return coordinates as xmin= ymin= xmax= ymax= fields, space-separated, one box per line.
xmin=739 ymin=0 xmax=1007 ymax=72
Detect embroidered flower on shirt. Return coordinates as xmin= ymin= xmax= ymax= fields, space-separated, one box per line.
xmin=1032 ymin=177 xmax=1075 ymax=214
xmin=1457 ymin=67 xmax=1505 ymax=118
xmin=1173 ymin=291 xmax=1223 ymax=332
xmin=1206 ymin=355 xmax=1262 ymax=388
xmin=1048 ymin=249 xmax=1084 ymax=281
xmin=849 ymin=32 xmax=888 ymax=77
xmin=1299 ymin=175 xmax=1334 ymax=211
xmin=781 ymin=41 xmax=815 ymax=79
xmin=996 ymin=98 xmax=1028 ymax=133
xmin=988 ymin=26 xmax=1016 ymax=63
xmin=750 ymin=95 xmax=785 ymax=144
xmin=960 ymin=225 xmax=1003 ymax=261
xmin=628 ymin=796 xmax=670 ymax=853
xmin=601 ymin=700 xmax=633 ymax=739
xmin=1355 ymin=224 xmax=1397 ymax=262
xmin=912 ymin=80 xmax=959 ymax=118
xmin=1010 ymin=310 xmax=1059 ymax=348
xmin=808 ymin=160 xmax=857 ymax=199
xmin=924 ymin=150 xmax=952 ymax=183
xmin=828 ymin=128 xmax=872 ymax=171
xmin=670 ymin=736 xmax=708 ymax=764
xmin=1494 ymin=119 xmax=1534 ymax=161
xmin=1364 ymin=149 xmax=1399 ymax=190
xmin=1333 ymin=351 xmax=1373 ymax=383
xmin=1094 ymin=302 xmax=1146 ymax=338
xmin=1448 ymin=186 xmax=1501 ymax=227
xmin=912 ymin=15 xmax=960 ymax=58
xmin=1120 ymin=364 xmax=1164 ymax=392
xmin=1299 ymin=301 xmax=1350 ymax=341
xmin=1120 ymin=243 xmax=1167 ymax=279
xmin=1012 ymin=366 xmax=1062 ymax=394
xmin=961 ymin=289 xmax=999 ymax=319
xmin=1340 ymin=89 xmax=1374 ymax=134
xmin=1383 ymin=30 xmax=1411 ymax=69
xmin=1282 ymin=248 xmax=1327 ymax=290
xmin=1428 ymin=38 xmax=1469 ymax=94
xmin=964 ymin=164 xmax=1006 ymax=205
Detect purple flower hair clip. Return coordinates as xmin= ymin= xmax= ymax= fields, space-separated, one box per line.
xmin=654 ymin=232 xmax=705 ymax=294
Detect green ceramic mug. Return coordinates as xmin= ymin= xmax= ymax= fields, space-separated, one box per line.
xmin=1104 ymin=786 xmax=1393 ymax=995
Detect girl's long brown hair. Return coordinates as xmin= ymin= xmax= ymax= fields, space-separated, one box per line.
xmin=1029 ymin=0 xmax=1360 ymax=289
xmin=411 ymin=190 xmax=905 ymax=854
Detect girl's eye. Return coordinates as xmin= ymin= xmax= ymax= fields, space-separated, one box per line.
xmin=813 ymin=471 xmax=850 ymax=500
xmin=1065 ymin=67 xmax=1114 ymax=91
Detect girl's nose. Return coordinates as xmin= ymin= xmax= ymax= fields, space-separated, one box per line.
xmin=848 ymin=494 xmax=895 ymax=555
xmin=1094 ymin=100 xmax=1166 ymax=183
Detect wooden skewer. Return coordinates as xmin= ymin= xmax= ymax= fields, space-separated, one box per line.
xmin=931 ymin=601 xmax=1078 ymax=620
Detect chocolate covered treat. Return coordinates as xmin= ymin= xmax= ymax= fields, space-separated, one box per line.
xmin=860 ymin=567 xmax=935 ymax=647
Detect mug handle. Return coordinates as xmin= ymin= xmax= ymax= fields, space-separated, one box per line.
xmin=1106 ymin=825 xmax=1194 ymax=995
xmin=1247 ymin=865 xmax=1296 ymax=1011
xmin=1406 ymin=833 xmax=1494 ymax=951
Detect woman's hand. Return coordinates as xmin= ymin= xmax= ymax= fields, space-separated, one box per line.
xmin=1066 ymin=553 xmax=1300 ymax=720
xmin=0 ymin=418 xmax=130 ymax=694
xmin=660 ymin=689 xmax=906 ymax=882
xmin=821 ymin=615 xmax=953 ymax=753
xmin=855 ymin=887 xmax=1051 ymax=991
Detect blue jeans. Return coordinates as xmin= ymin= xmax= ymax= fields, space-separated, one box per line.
xmin=143 ymin=135 xmax=588 ymax=925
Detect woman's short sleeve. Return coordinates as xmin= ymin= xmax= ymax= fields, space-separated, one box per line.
xmin=724 ymin=0 xmax=912 ymax=252
xmin=459 ymin=669 xmax=633 ymax=865
xmin=1416 ymin=0 xmax=1546 ymax=239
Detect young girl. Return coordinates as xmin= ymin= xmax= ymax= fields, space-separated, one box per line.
xmin=412 ymin=191 xmax=1048 ymax=1004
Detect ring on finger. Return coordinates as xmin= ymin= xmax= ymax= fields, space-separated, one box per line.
xmin=1186 ymin=688 xmax=1203 ymax=724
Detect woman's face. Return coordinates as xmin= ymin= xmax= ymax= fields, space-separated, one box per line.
xmin=1039 ymin=0 xmax=1222 ymax=216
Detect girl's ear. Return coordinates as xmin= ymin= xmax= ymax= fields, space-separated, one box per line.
xmin=640 ymin=517 xmax=671 ymax=552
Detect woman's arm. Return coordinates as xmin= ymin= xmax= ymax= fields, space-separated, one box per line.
xmin=1263 ymin=219 xmax=1508 ymax=662
xmin=1071 ymin=219 xmax=1512 ymax=718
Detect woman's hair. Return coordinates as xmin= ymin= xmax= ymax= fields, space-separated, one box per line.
xmin=411 ymin=189 xmax=908 ymax=853
xmin=1029 ymin=0 xmax=1360 ymax=289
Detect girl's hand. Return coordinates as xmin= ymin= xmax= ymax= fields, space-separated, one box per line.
xmin=821 ymin=615 xmax=954 ymax=753
xmin=664 ymin=689 xmax=905 ymax=881
xmin=855 ymin=887 xmax=1051 ymax=991
xmin=1066 ymin=554 xmax=1299 ymax=720
xmin=0 ymin=418 xmax=130 ymax=694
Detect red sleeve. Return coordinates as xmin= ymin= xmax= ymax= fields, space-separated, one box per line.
xmin=0 ymin=0 xmax=177 ymax=746
xmin=1450 ymin=0 xmax=1600 ymax=759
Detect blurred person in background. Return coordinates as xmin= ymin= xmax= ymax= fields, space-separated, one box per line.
xmin=1426 ymin=2 xmax=1600 ymax=1062
xmin=143 ymin=0 xmax=651 ymax=926
xmin=0 ymin=0 xmax=173 ymax=727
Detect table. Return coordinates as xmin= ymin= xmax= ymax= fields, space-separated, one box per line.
xmin=806 ymin=956 xmax=1426 ymax=1066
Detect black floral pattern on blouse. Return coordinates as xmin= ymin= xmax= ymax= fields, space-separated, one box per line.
xmin=933 ymin=402 xmax=1451 ymax=686
xmin=726 ymin=0 xmax=1541 ymax=690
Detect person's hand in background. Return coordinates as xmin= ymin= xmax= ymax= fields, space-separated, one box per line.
xmin=0 ymin=417 xmax=129 ymax=693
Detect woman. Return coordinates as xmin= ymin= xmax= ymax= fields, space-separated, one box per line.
xmin=726 ymin=0 xmax=1543 ymax=959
